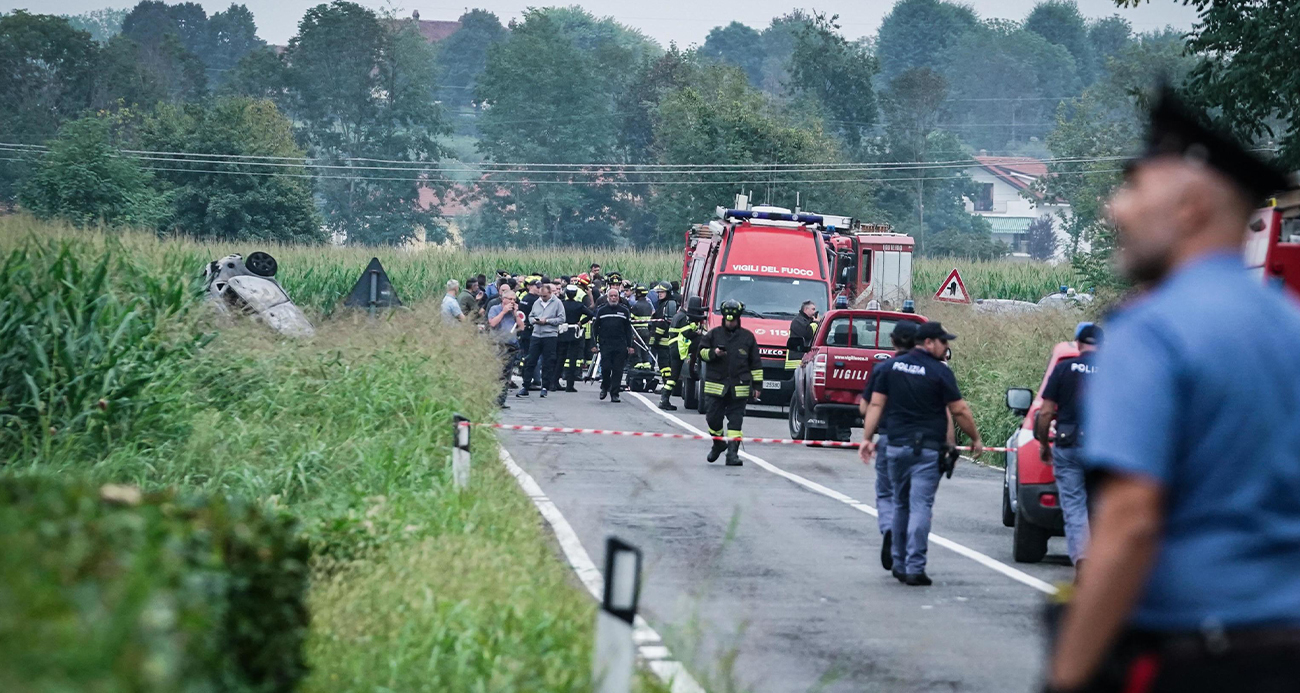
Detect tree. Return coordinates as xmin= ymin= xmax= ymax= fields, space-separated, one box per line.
xmin=1026 ymin=215 xmax=1058 ymax=260
xmin=876 ymin=0 xmax=979 ymax=82
xmin=93 ymin=35 xmax=169 ymax=109
xmin=61 ymin=8 xmax=128 ymax=43
xmin=285 ymin=1 xmax=450 ymax=246
xmin=434 ymin=9 xmax=508 ymax=111
xmin=205 ymin=4 xmax=265 ymax=78
xmin=19 ymin=114 xmax=168 ymax=228
xmin=139 ymin=98 xmax=324 ymax=243
xmin=1024 ymin=1 xmax=1094 ymax=85
xmin=119 ymin=2 xmax=209 ymax=101
xmin=699 ymin=22 xmax=765 ymax=86
xmin=755 ymin=11 xmax=813 ymax=95
xmin=787 ymin=13 xmax=878 ymax=154
xmin=1117 ymin=0 xmax=1300 ymax=168
xmin=0 ymin=11 xmax=99 ymax=204
xmin=1087 ymin=15 xmax=1132 ymax=76
xmin=219 ymin=46 xmax=286 ymax=102
xmin=939 ymin=21 xmax=1081 ymax=151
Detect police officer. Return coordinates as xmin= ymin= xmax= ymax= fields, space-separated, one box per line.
xmin=594 ymin=286 xmax=635 ymax=403
xmin=859 ymin=320 xmax=919 ymax=572
xmin=1045 ymin=91 xmax=1298 ymax=693
xmin=650 ymin=282 xmax=678 ymax=403
xmin=1035 ymin=322 xmax=1102 ymax=574
xmin=660 ymin=296 xmax=705 ymax=411
xmin=787 ymin=300 xmax=819 ymax=371
xmin=698 ymin=299 xmax=762 ymax=466
xmin=556 ymin=284 xmax=593 ymax=392
xmin=859 ymin=321 xmax=983 ymax=585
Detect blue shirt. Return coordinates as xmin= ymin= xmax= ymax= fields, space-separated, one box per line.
xmin=486 ymin=304 xmax=518 ymax=345
xmin=871 ymin=348 xmax=961 ymax=446
xmin=864 ymin=355 xmax=900 ymax=437
xmin=1084 ymin=252 xmax=1300 ymax=631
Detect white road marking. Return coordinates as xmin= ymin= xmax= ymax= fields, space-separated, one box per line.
xmin=498 ymin=444 xmax=707 ymax=693
xmin=627 ymin=392 xmax=1059 ymax=595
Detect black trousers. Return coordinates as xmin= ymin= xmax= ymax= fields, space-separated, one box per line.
xmin=521 ymin=336 xmax=557 ymax=391
xmin=705 ymin=389 xmax=747 ymax=437
xmin=600 ymin=346 xmax=627 ymax=395
xmin=654 ymin=346 xmax=673 ymax=388
xmin=558 ymin=339 xmax=584 ymax=388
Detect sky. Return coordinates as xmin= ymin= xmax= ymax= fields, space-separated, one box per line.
xmin=22 ymin=0 xmax=1199 ymax=47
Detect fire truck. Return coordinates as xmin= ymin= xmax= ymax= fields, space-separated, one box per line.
xmin=679 ymin=195 xmax=914 ymax=411
xmin=1246 ymin=183 xmax=1300 ymax=296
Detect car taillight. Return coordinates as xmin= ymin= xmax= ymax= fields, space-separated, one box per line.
xmin=1039 ymin=493 xmax=1059 ymax=508
xmin=813 ymin=354 xmax=826 ymax=386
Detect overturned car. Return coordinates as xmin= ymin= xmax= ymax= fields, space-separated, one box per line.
xmin=202 ymin=251 xmax=314 ymax=338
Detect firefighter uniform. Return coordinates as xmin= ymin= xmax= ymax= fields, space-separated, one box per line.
xmin=630 ymin=285 xmax=655 ymax=374
xmin=557 ymin=286 xmax=593 ymax=392
xmin=698 ymin=300 xmax=762 ymax=466
xmin=660 ymin=296 xmax=704 ymax=410
xmin=787 ymin=309 xmax=819 ymax=370
xmin=650 ymin=282 xmax=679 ymax=406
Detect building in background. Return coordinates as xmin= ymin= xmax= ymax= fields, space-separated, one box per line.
xmin=963 ymin=156 xmax=1073 ymax=260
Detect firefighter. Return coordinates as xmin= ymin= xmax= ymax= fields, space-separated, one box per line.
xmin=787 ymin=300 xmax=819 ymax=371
xmin=557 ymin=284 xmax=593 ymax=392
xmin=594 ymin=286 xmax=635 ymax=402
xmin=698 ymin=299 xmax=762 ymax=466
xmin=660 ymin=295 xmax=705 ymax=411
xmin=630 ymin=284 xmax=655 ymax=376
xmin=650 ymin=282 xmax=678 ymax=401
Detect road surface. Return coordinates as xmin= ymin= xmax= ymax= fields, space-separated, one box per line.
xmin=497 ymin=383 xmax=1073 ymax=693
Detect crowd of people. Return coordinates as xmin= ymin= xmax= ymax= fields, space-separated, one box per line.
xmin=438 ymin=263 xmax=696 ymax=409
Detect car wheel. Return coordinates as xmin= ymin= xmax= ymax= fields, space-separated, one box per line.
xmin=789 ymin=390 xmax=806 ymax=440
xmin=683 ymin=371 xmax=698 ymax=410
xmin=1012 ymin=506 xmax=1050 ymax=563
xmin=1002 ymin=475 xmax=1016 ymax=528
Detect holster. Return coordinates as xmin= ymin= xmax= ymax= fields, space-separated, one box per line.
xmin=940 ymin=445 xmax=959 ymax=479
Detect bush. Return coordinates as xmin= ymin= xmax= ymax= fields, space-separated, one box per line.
xmin=0 ymin=476 xmax=310 ymax=693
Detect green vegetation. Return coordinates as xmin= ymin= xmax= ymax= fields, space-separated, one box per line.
xmin=0 ymin=216 xmax=670 ymax=692
xmin=0 ymin=477 xmax=309 ymax=693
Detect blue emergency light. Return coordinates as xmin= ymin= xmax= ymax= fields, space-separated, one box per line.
xmin=721 ymin=209 xmax=826 ymax=226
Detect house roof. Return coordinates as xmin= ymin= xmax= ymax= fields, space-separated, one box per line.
xmin=412 ymin=19 xmax=462 ymax=43
xmin=972 ymin=156 xmax=1050 ymax=201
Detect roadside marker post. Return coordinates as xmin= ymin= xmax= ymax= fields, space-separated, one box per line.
xmin=593 ymin=537 xmax=642 ymax=693
xmin=452 ymin=414 xmax=471 ymax=489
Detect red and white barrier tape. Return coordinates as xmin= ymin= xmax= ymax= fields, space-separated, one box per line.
xmin=458 ymin=421 xmax=1011 ymax=453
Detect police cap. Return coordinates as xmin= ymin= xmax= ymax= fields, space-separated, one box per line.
xmin=1076 ymin=323 xmax=1104 ymax=346
xmin=1135 ymin=88 xmax=1289 ymax=203
xmin=915 ymin=322 xmax=956 ymax=342
xmin=891 ymin=320 xmax=919 ymax=340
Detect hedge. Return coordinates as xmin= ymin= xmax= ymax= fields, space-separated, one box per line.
xmin=0 ymin=477 xmax=310 ymax=693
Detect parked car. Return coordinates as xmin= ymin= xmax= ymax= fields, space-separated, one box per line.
xmin=1002 ymin=341 xmax=1079 ymax=562
xmin=787 ymin=309 xmax=928 ymax=443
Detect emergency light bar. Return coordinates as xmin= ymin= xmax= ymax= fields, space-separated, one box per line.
xmin=716 ymin=207 xmax=827 ymax=226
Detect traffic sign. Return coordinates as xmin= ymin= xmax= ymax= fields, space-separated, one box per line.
xmin=933 ymin=268 xmax=971 ymax=304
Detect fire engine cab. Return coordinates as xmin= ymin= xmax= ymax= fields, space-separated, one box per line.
xmin=679 ymin=195 xmax=914 ymax=411
xmin=1246 ymin=183 xmax=1300 ymax=296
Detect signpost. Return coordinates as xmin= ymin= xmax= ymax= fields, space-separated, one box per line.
xmin=593 ymin=537 xmax=642 ymax=693
xmin=933 ymin=268 xmax=972 ymax=304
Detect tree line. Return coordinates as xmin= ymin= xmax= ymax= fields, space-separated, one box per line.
xmin=1 ymin=0 xmax=1293 ymax=260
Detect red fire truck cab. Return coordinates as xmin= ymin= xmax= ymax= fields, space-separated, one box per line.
xmin=679 ymin=197 xmax=914 ymax=412
xmin=1246 ymin=185 xmax=1300 ymax=296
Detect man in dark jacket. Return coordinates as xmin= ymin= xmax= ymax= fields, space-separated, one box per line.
xmin=594 ymin=286 xmax=635 ymax=402
xmin=650 ymin=282 xmax=678 ymax=405
xmin=698 ymin=299 xmax=762 ymax=465
xmin=787 ymin=300 xmax=819 ymax=371
xmin=660 ymin=295 xmax=705 ymax=411
xmin=557 ymin=284 xmax=594 ymax=392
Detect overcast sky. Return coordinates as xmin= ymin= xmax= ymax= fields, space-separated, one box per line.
xmin=24 ymin=0 xmax=1199 ymax=46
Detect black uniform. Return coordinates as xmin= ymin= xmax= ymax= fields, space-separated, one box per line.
xmin=630 ymin=296 xmax=654 ymax=372
xmin=594 ymin=301 xmax=634 ymax=397
xmin=1040 ymin=351 xmax=1096 ymax=448
xmin=651 ymin=296 xmax=678 ymax=388
xmin=787 ymin=311 xmax=819 ymax=371
xmin=557 ymin=298 xmax=593 ymax=391
xmin=698 ymin=323 xmax=763 ymax=440
xmin=664 ymin=309 xmax=702 ymax=397
xmin=517 ymin=291 xmax=538 ymax=373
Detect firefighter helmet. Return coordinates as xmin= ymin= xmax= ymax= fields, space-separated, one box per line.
xmin=576 ymin=273 xmax=591 ymax=286
xmin=655 ymin=281 xmax=671 ymax=293
xmin=720 ymin=299 xmax=743 ymax=321
xmin=685 ymin=295 xmax=705 ymax=319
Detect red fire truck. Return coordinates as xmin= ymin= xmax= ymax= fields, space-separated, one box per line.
xmin=1246 ymin=184 xmax=1300 ymax=296
xmin=679 ymin=196 xmax=914 ymax=411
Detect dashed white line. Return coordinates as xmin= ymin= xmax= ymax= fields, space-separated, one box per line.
xmin=498 ymin=444 xmax=707 ymax=693
xmin=626 ymin=392 xmax=1059 ymax=595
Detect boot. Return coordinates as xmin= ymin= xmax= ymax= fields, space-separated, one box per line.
xmin=725 ymin=440 xmax=742 ymax=466
xmin=706 ymin=439 xmax=727 ymax=463
xmin=657 ymin=390 xmax=678 ymax=411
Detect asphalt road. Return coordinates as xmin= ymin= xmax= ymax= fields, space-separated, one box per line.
xmin=497 ymin=382 xmax=1074 ymax=693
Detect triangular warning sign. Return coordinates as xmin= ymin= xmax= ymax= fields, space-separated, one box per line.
xmin=343 ymin=257 xmax=403 ymax=309
xmin=933 ymin=268 xmax=971 ymax=304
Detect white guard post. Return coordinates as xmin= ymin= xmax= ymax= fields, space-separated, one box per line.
xmin=593 ymin=537 xmax=642 ymax=693
xmin=452 ymin=414 xmax=471 ymax=489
